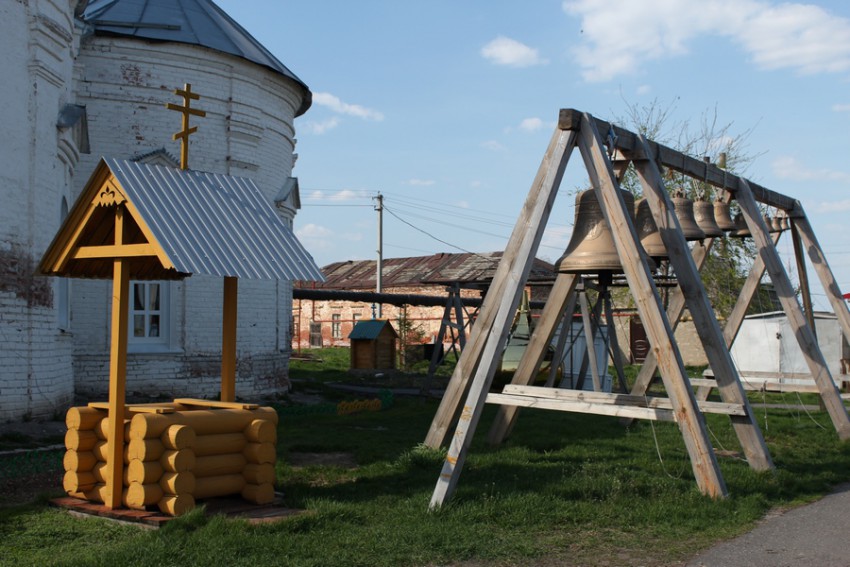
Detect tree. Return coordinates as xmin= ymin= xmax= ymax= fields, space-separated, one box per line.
xmin=610 ymin=98 xmax=778 ymax=318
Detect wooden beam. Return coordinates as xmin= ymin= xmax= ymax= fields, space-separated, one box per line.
xmin=602 ymin=291 xmax=629 ymax=393
xmin=487 ymin=272 xmax=579 ymax=444
xmin=577 ymin=113 xmax=727 ymax=498
xmin=577 ymin=290 xmax=603 ymax=391
xmin=428 ymin=128 xmax=576 ymax=508
xmin=487 ymin=392 xmax=678 ymax=421
xmin=106 ymin=206 xmax=130 ymax=509
xmin=221 ymin=276 xmax=238 ymax=403
xmin=423 ymin=128 xmax=577 ymax=450
xmin=497 ymin=384 xmax=746 ymax=415
xmin=559 ymin=109 xmax=797 ymax=211
xmin=633 ymin=145 xmax=773 ymax=472
xmin=71 ymin=243 xmax=157 ymax=259
xmin=792 ymin=214 xmax=850 ymax=360
xmin=735 ymin=179 xmax=850 ymax=439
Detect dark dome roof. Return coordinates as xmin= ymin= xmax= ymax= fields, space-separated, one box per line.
xmin=80 ymin=0 xmax=311 ymax=116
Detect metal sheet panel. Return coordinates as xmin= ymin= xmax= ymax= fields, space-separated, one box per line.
xmin=104 ymin=157 xmax=324 ymax=281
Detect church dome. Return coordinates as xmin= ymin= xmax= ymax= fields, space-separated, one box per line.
xmin=79 ymin=0 xmax=311 ymax=115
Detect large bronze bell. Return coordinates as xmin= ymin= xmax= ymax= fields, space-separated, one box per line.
xmin=713 ymin=199 xmax=737 ymax=231
xmin=556 ymin=188 xmax=635 ymax=274
xmin=671 ymin=189 xmax=705 ymax=241
xmin=693 ymin=198 xmax=724 ymax=238
xmin=730 ymin=212 xmax=751 ymax=238
xmin=634 ymin=198 xmax=667 ymax=260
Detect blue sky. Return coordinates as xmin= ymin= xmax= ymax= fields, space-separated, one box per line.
xmin=217 ymin=0 xmax=850 ymax=310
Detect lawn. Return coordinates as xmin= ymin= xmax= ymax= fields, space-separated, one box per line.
xmin=2 ymin=349 xmax=850 ymax=566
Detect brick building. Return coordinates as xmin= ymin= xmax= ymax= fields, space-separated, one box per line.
xmin=1 ymin=0 xmax=314 ymax=421
xmin=292 ymin=252 xmax=556 ymax=352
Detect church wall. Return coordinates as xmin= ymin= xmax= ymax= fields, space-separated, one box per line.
xmin=67 ymin=37 xmax=305 ymax=401
xmin=0 ymin=0 xmax=79 ymax=422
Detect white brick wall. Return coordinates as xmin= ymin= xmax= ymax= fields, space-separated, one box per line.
xmin=1 ymin=5 xmax=307 ymax=421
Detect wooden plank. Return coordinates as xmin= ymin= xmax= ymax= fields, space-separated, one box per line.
xmin=72 ymin=243 xmax=157 ymax=259
xmin=424 ymin=128 xmax=577 ymax=450
xmin=106 ymin=206 xmax=129 ymax=510
xmin=174 ymin=398 xmax=259 ymax=410
xmin=88 ymin=402 xmax=175 ymax=414
xmin=487 ymin=272 xmax=579 ymax=444
xmin=735 ymin=179 xmax=850 ymax=439
xmin=428 ymin=128 xmax=577 ymax=509
xmin=691 ymin=377 xmax=822 ymax=394
xmin=558 ymin=109 xmax=796 ymax=211
xmin=633 ymin=144 xmax=773 ymax=472
xmin=577 ymin=113 xmax=727 ymax=498
xmin=501 ymin=384 xmax=746 ymax=415
xmin=222 ymin=276 xmax=238 ymax=403
xmin=486 ymin=392 xmax=677 ymax=421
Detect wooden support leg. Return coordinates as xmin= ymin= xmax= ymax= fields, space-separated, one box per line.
xmin=424 ymin=128 xmax=577 ymax=450
xmin=693 ymin=232 xmax=782 ymax=402
xmin=579 ymin=115 xmax=727 ymax=498
xmin=545 ymin=291 xmax=580 ymax=388
xmin=575 ymin=289 xmax=604 ymax=391
xmin=793 ymin=214 xmax=850 ymax=362
xmin=736 ymin=180 xmax=850 ymax=439
xmin=602 ymin=291 xmax=629 ymax=393
xmin=428 ymin=128 xmax=576 ymax=506
xmin=222 ymin=276 xmax=238 ymax=403
xmin=487 ymin=273 xmax=579 ymax=444
xmin=634 ymin=152 xmax=773 ymax=472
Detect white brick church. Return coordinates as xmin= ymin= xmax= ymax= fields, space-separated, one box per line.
xmin=1 ymin=0 xmax=315 ymax=421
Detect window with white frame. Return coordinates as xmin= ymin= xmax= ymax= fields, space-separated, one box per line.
xmin=331 ymin=313 xmax=342 ymax=339
xmin=129 ymin=281 xmax=169 ymax=349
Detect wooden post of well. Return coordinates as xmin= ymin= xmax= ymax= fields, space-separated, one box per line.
xmin=222 ymin=276 xmax=238 ymax=402
xmin=106 ymin=206 xmax=130 ymax=509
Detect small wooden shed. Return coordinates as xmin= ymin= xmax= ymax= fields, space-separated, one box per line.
xmin=349 ymin=320 xmax=398 ymax=370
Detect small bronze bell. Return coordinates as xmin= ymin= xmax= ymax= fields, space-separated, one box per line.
xmin=556 ymin=188 xmax=635 ymax=274
xmin=766 ymin=214 xmax=781 ymax=233
xmin=713 ymin=199 xmax=737 ymax=231
xmin=634 ymin=198 xmax=667 ymax=260
xmin=730 ymin=212 xmax=751 ymax=238
xmin=693 ymin=198 xmax=724 ymax=238
xmin=770 ymin=215 xmax=783 ymax=233
xmin=671 ymin=189 xmax=705 ymax=241
xmin=780 ymin=215 xmax=790 ymax=231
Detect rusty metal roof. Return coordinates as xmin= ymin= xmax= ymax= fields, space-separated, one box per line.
xmin=300 ymin=252 xmax=555 ymax=290
xmin=39 ymin=157 xmax=324 ymax=281
xmin=79 ymin=0 xmax=311 ymax=116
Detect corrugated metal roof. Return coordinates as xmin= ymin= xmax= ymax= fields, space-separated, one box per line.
xmin=80 ymin=0 xmax=311 ymax=116
xmin=104 ymin=157 xmax=324 ymax=281
xmin=303 ymin=252 xmax=555 ymax=290
xmin=349 ymin=320 xmax=397 ymax=340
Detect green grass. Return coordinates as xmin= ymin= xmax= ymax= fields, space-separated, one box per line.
xmin=3 ymin=350 xmax=850 ymax=566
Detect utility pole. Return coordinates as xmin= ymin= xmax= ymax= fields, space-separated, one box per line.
xmin=374 ymin=192 xmax=383 ymax=319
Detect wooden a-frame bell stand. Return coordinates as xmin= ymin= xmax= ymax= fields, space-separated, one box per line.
xmin=425 ymin=109 xmax=850 ymax=509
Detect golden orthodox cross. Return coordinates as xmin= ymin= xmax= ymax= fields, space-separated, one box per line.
xmin=166 ymin=83 xmax=206 ymax=170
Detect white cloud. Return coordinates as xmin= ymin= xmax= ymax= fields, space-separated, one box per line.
xmin=563 ymin=0 xmax=850 ymax=82
xmin=303 ymin=117 xmax=339 ymax=135
xmin=833 ymin=103 xmax=850 ymax=113
xmin=519 ymin=117 xmax=544 ymax=131
xmin=772 ymin=155 xmax=850 ymax=183
xmin=481 ymin=36 xmax=547 ymax=67
xmin=482 ymin=140 xmax=507 ymax=152
xmin=312 ymin=92 xmax=384 ymax=121
xmin=636 ymin=84 xmax=652 ymax=96
xmin=455 ymin=201 xmax=470 ymax=208
xmin=296 ymin=223 xmax=333 ymax=239
xmin=329 ymin=189 xmax=362 ymax=201
xmin=811 ymin=199 xmax=850 ymax=213
xmin=407 ymin=178 xmax=435 ymax=186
